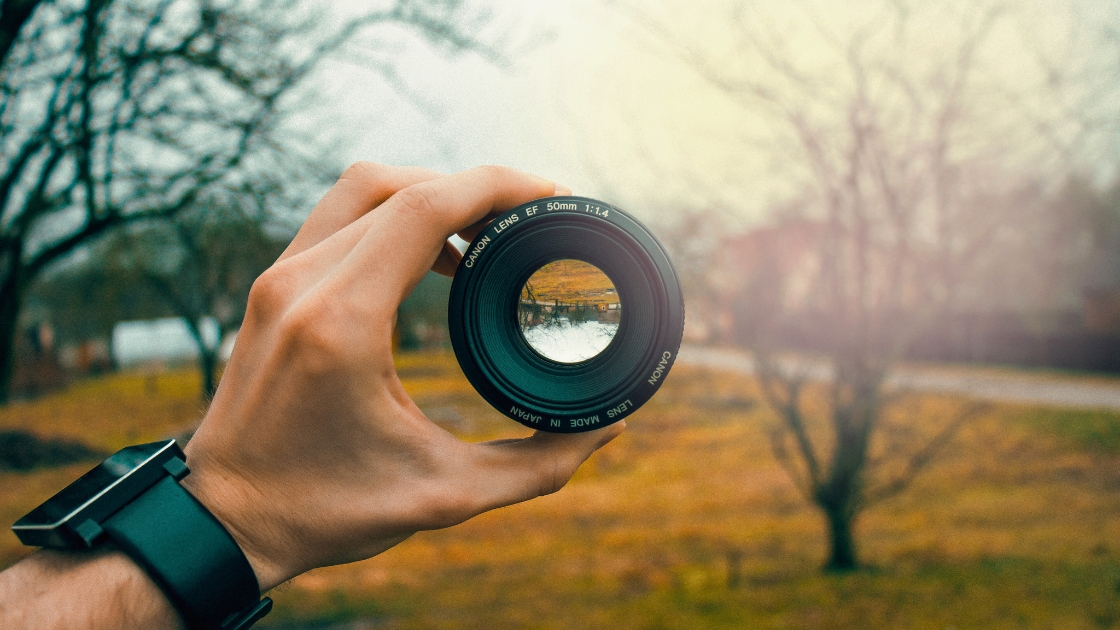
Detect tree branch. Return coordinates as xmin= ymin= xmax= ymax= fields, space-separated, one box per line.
xmin=0 ymin=0 xmax=43 ymax=68
xmin=755 ymin=356 xmax=824 ymax=489
xmin=862 ymin=400 xmax=990 ymax=506
xmin=766 ymin=424 xmax=815 ymax=503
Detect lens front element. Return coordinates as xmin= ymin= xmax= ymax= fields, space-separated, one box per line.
xmin=518 ymin=260 xmax=622 ymax=363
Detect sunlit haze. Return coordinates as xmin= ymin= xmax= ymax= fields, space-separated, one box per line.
xmin=312 ymin=0 xmax=1120 ymax=225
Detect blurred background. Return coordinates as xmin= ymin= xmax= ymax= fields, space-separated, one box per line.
xmin=2 ymin=0 xmax=1119 ymax=627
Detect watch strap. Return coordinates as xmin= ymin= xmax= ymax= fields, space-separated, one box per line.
xmin=102 ymin=475 xmax=265 ymax=629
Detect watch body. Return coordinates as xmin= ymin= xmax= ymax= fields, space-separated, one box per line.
xmin=13 ymin=440 xmax=271 ymax=630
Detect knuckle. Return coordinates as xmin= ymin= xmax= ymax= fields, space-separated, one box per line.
xmin=473 ymin=164 xmax=508 ymax=181
xmin=392 ymin=185 xmax=441 ymax=221
xmin=400 ymin=481 xmax=475 ymax=531
xmin=537 ymin=456 xmax=577 ymax=497
xmin=340 ymin=160 xmax=386 ymax=186
xmin=472 ymin=164 xmax=519 ymax=189
xmin=246 ymin=265 xmax=294 ymax=320
xmin=422 ymin=491 xmax=475 ymax=530
xmin=408 ymin=445 xmax=482 ymax=529
xmin=275 ymin=293 xmax=355 ymax=372
xmin=340 ymin=161 xmax=400 ymax=206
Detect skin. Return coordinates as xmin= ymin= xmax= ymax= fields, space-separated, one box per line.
xmin=0 ymin=164 xmax=624 ymax=629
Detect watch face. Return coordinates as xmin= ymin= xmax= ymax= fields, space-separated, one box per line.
xmin=13 ymin=440 xmax=180 ymax=547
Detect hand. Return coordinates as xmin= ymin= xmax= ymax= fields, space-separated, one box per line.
xmin=181 ymin=164 xmax=624 ymax=591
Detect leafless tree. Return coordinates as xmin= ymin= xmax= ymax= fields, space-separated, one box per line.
xmin=104 ymin=186 xmax=293 ymax=397
xmin=619 ymin=0 xmax=1087 ymax=570
xmin=0 ymin=0 xmax=494 ymax=403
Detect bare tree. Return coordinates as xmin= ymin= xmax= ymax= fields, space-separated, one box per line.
xmin=623 ymin=0 xmax=1069 ymax=570
xmin=0 ymin=0 xmax=494 ymax=403
xmin=104 ymin=185 xmax=293 ymax=397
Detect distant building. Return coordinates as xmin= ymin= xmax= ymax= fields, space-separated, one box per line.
xmin=697 ymin=218 xmax=824 ymax=345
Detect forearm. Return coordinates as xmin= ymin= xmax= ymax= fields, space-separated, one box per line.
xmin=0 ymin=549 xmax=182 ymax=630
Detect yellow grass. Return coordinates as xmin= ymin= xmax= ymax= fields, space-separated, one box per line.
xmin=523 ymin=260 xmax=619 ymax=305
xmin=2 ymin=354 xmax=1119 ymax=628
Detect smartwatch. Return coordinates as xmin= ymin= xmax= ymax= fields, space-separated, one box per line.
xmin=12 ymin=440 xmax=272 ymax=630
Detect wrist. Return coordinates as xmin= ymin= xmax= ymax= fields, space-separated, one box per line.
xmin=178 ymin=456 xmax=294 ymax=592
xmin=11 ymin=439 xmax=275 ymax=628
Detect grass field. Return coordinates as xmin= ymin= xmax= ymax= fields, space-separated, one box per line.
xmin=2 ymin=352 xmax=1119 ymax=628
xmin=523 ymin=260 xmax=619 ymax=305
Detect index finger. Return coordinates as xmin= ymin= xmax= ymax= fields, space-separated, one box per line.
xmin=454 ymin=183 xmax=573 ymax=244
xmin=340 ymin=166 xmax=557 ymax=305
xmin=279 ymin=163 xmax=442 ymax=262
xmin=429 ymin=182 xmax=573 ymax=277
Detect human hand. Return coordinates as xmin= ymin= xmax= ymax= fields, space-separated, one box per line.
xmin=180 ymin=164 xmax=623 ymax=592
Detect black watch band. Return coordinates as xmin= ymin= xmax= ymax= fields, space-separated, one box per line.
xmin=102 ymin=474 xmax=272 ymax=630
xmin=12 ymin=440 xmax=273 ymax=629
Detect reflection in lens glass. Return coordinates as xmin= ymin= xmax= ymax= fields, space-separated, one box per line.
xmin=518 ymin=260 xmax=621 ymax=363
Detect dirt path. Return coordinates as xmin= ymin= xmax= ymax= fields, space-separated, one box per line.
xmin=677 ymin=344 xmax=1120 ymax=411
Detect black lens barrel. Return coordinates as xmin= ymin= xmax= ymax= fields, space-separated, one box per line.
xmin=448 ymin=196 xmax=684 ymax=433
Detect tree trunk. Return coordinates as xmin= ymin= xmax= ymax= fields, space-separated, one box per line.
xmin=0 ymin=269 xmax=25 ymax=405
xmin=0 ymin=0 xmax=47 ymax=68
xmin=199 ymin=348 xmax=218 ymax=400
xmin=181 ymin=317 xmax=220 ymax=400
xmin=822 ymin=504 xmax=858 ymax=571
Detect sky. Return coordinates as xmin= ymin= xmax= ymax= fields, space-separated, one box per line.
xmin=303 ymin=0 xmax=767 ymax=224
xmin=304 ymin=0 xmax=1120 ymax=227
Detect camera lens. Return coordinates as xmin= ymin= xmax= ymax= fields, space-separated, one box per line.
xmin=517 ymin=260 xmax=622 ymax=364
xmin=449 ymin=196 xmax=683 ymax=433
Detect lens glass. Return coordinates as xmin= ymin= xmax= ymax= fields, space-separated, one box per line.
xmin=518 ymin=260 xmax=622 ymax=363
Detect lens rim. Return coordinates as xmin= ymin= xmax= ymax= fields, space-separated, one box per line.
xmin=448 ymin=196 xmax=684 ymax=433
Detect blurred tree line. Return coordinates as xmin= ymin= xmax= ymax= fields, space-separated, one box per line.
xmin=0 ymin=0 xmax=495 ymax=401
xmin=27 ymin=195 xmax=293 ymax=396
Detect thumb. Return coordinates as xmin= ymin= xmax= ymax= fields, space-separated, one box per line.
xmin=467 ymin=422 xmax=625 ymax=513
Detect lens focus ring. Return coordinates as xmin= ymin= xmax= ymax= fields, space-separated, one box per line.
xmin=448 ymin=196 xmax=684 ymax=433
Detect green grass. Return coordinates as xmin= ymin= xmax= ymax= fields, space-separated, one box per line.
xmin=2 ymin=354 xmax=1119 ymax=628
xmin=1017 ymin=407 xmax=1120 ymax=453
